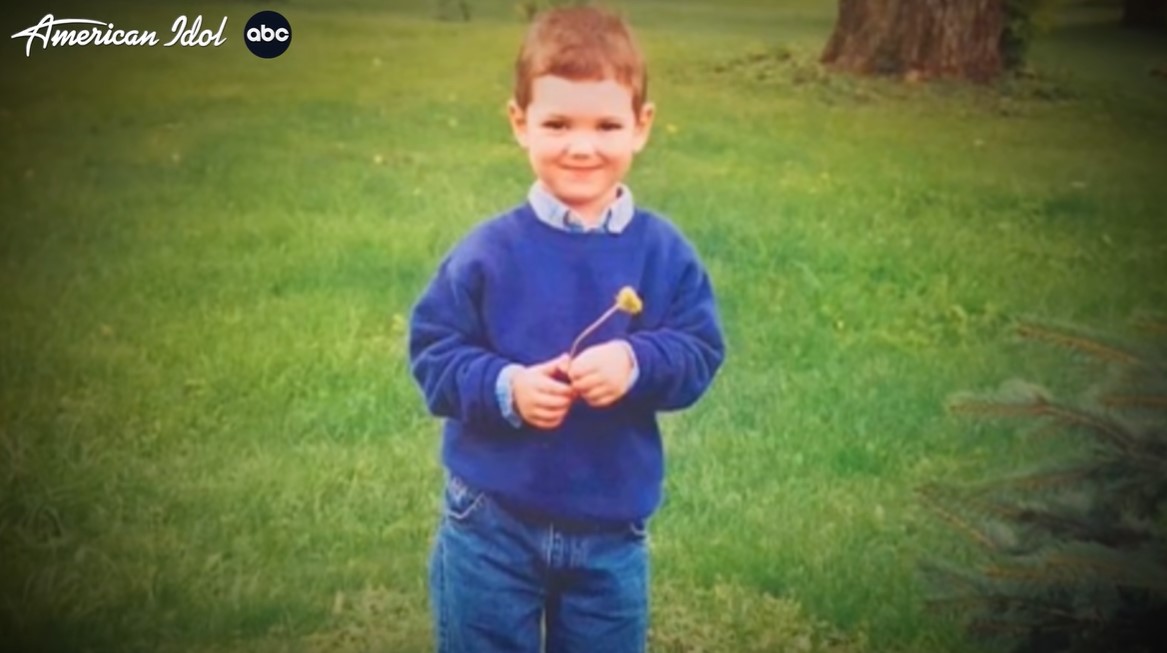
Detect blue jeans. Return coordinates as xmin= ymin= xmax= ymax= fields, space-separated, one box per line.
xmin=429 ymin=475 xmax=649 ymax=653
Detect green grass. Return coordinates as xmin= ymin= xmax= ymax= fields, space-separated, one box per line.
xmin=2 ymin=1 xmax=1165 ymax=651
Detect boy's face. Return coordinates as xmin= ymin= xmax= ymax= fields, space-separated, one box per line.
xmin=508 ymin=75 xmax=654 ymax=222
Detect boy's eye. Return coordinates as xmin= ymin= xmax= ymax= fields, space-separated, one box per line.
xmin=543 ymin=121 xmax=567 ymax=130
xmin=600 ymin=123 xmax=623 ymax=131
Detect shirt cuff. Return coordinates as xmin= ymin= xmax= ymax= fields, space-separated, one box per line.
xmin=618 ymin=340 xmax=640 ymax=391
xmin=496 ymin=364 xmax=524 ymax=428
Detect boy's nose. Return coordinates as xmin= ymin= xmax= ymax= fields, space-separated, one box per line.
xmin=565 ymin=132 xmax=598 ymax=156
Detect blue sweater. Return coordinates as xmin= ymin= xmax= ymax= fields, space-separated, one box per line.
xmin=408 ymin=202 xmax=725 ymax=523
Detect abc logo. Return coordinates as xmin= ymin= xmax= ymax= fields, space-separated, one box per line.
xmin=244 ymin=11 xmax=291 ymax=59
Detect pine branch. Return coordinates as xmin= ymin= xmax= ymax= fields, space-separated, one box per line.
xmin=995 ymin=504 xmax=1091 ymax=538
xmin=961 ymin=586 xmax=1103 ymax=636
xmin=1024 ymin=419 xmax=1070 ymax=441
xmin=921 ymin=485 xmax=1088 ymax=550
xmin=1015 ymin=321 xmax=1145 ymax=367
xmin=920 ymin=562 xmax=1083 ymax=629
xmin=1131 ymin=312 xmax=1167 ymax=335
xmin=923 ymin=594 xmax=989 ymax=613
xmin=1091 ymin=366 xmax=1167 ymax=424
xmin=1100 ymin=394 xmax=1167 ymax=410
xmin=916 ymin=485 xmax=1000 ymax=551
xmin=1108 ymin=361 xmax=1167 ymax=391
xmin=1120 ymin=445 xmax=1167 ymax=475
xmin=949 ymin=387 xmax=1140 ymax=453
xmin=916 ymin=483 xmax=1110 ymax=552
xmin=1041 ymin=550 xmax=1167 ymax=593
xmin=1044 ymin=404 xmax=1140 ymax=452
xmin=967 ymin=615 xmax=1053 ymax=637
xmin=925 ymin=593 xmax=1080 ymax=622
xmin=1102 ymin=473 xmax=1167 ymax=522
xmin=947 ymin=379 xmax=1051 ymax=417
xmin=1001 ymin=502 xmax=1148 ymax=548
xmin=984 ymin=560 xmax=1072 ymax=587
xmin=918 ymin=558 xmax=993 ymax=599
xmin=982 ymin=463 xmax=1102 ymax=492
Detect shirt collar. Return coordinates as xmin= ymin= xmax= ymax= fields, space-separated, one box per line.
xmin=527 ymin=182 xmax=635 ymax=234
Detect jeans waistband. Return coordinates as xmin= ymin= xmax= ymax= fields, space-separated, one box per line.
xmin=495 ymin=495 xmax=637 ymax=534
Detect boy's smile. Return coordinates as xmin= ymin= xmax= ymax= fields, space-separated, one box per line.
xmin=509 ymin=75 xmax=654 ymax=226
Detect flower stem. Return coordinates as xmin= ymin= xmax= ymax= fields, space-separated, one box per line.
xmin=570 ymin=304 xmax=619 ymax=358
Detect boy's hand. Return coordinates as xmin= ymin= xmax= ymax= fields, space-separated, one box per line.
xmin=513 ymin=354 xmax=575 ymax=430
xmin=568 ymin=341 xmax=634 ymax=408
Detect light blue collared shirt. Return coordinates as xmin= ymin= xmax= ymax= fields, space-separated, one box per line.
xmin=495 ymin=183 xmax=641 ymax=427
xmin=526 ymin=181 xmax=637 ymax=234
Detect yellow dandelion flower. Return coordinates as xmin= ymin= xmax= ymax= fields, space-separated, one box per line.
xmin=616 ymin=286 xmax=643 ymax=315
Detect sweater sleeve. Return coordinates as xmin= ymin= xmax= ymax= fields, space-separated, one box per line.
xmin=408 ymin=255 xmax=515 ymax=430
xmin=625 ymin=246 xmax=725 ymax=411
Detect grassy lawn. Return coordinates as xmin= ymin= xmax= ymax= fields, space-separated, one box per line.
xmin=1 ymin=1 xmax=1164 ymax=651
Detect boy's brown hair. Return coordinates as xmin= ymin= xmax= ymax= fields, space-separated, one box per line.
xmin=513 ymin=6 xmax=648 ymax=112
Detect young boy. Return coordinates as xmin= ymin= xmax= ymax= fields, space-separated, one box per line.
xmin=408 ymin=6 xmax=725 ymax=652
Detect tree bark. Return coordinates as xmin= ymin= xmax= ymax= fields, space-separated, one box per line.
xmin=821 ymin=0 xmax=1004 ymax=82
xmin=1122 ymin=0 xmax=1166 ymax=30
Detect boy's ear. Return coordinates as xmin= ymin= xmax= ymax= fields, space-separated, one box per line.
xmin=507 ymin=99 xmax=529 ymax=149
xmin=633 ymin=101 xmax=656 ymax=154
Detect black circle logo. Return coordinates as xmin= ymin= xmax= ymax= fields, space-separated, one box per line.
xmin=244 ymin=11 xmax=291 ymax=59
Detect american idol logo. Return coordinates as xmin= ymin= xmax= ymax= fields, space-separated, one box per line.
xmin=10 ymin=13 xmax=228 ymax=57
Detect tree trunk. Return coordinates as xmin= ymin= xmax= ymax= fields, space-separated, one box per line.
xmin=820 ymin=0 xmax=1004 ymax=82
xmin=1122 ymin=0 xmax=1166 ymax=30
